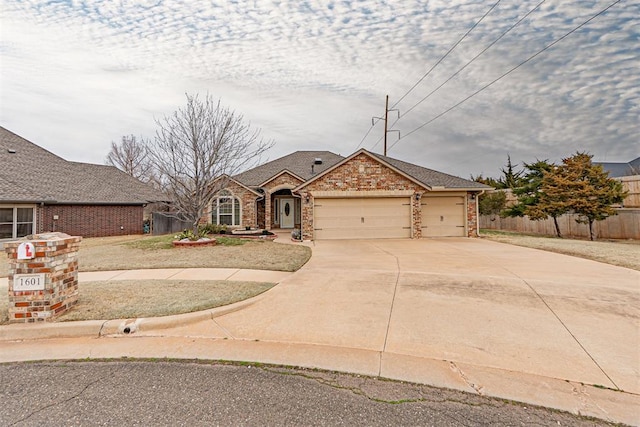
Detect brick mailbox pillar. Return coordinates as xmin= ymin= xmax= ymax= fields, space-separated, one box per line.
xmin=3 ymin=232 xmax=82 ymax=323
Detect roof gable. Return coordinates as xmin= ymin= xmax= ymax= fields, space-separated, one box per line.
xmin=233 ymin=151 xmax=344 ymax=187
xmin=214 ymin=174 xmax=261 ymax=196
xmin=295 ymin=149 xmax=490 ymax=191
xmin=259 ymin=170 xmax=305 ymax=188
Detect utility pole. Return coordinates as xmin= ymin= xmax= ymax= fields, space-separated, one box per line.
xmin=372 ymin=95 xmax=399 ymax=156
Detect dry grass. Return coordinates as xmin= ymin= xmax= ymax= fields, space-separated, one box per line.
xmin=0 ymin=234 xmax=312 ymax=277
xmin=480 ymin=230 xmax=640 ymax=271
xmin=56 ymin=280 xmax=274 ymax=322
xmin=0 ymin=280 xmax=274 ymax=324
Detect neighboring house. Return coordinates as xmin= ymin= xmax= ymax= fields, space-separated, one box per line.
xmin=594 ymin=156 xmax=640 ymax=208
xmin=207 ymin=149 xmax=491 ymax=240
xmin=0 ymin=126 xmax=162 ymax=239
xmin=594 ymin=157 xmax=640 ymax=178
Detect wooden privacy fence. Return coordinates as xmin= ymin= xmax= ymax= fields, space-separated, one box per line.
xmin=619 ymin=175 xmax=640 ymax=208
xmin=151 ymin=212 xmax=192 ymax=235
xmin=480 ymin=209 xmax=640 ymax=240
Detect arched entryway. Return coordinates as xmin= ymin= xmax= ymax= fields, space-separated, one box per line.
xmin=271 ymin=189 xmax=300 ymax=230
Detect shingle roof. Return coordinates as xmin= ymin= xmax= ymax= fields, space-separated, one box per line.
xmin=594 ymin=157 xmax=640 ymax=177
xmin=233 ymin=151 xmax=344 ymax=187
xmin=368 ymin=151 xmax=491 ymax=189
xmin=0 ymin=126 xmax=163 ymax=204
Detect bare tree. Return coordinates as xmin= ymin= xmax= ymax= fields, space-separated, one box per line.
xmin=106 ymin=135 xmax=153 ymax=181
xmin=148 ymin=93 xmax=273 ymax=236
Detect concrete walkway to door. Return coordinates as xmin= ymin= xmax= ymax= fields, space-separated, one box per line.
xmin=1 ymin=239 xmax=638 ymax=424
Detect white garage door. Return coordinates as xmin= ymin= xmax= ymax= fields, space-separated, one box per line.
xmin=314 ymin=197 xmax=411 ymax=240
xmin=421 ymin=195 xmax=466 ymax=237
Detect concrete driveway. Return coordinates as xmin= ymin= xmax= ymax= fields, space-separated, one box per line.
xmin=187 ymin=238 xmax=639 ymax=422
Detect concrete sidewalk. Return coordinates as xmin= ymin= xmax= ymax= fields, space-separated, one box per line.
xmin=1 ymin=239 xmax=638 ymax=425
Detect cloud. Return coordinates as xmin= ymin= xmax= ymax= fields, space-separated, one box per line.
xmin=0 ymin=0 xmax=637 ymax=177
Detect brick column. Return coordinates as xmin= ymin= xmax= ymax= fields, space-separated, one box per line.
xmin=413 ymin=192 xmax=423 ymax=239
xmin=4 ymin=232 xmax=82 ymax=323
xmin=300 ymin=192 xmax=314 ymax=240
xmin=264 ymin=191 xmax=272 ymax=230
xmin=467 ymin=194 xmax=479 ymax=237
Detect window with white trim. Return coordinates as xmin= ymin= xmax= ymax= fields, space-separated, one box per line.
xmin=212 ymin=191 xmax=241 ymax=226
xmin=0 ymin=206 xmax=35 ymax=240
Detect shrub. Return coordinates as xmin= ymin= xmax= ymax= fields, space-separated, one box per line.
xmin=174 ymin=229 xmax=201 ymax=241
xmin=198 ymin=224 xmax=228 ymax=235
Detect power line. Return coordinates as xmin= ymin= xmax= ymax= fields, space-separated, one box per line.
xmin=354 ymin=121 xmax=378 ymax=150
xmin=356 ymin=0 xmax=501 ymax=153
xmin=400 ymin=0 xmax=546 ymax=120
xmin=388 ymin=0 xmax=621 ymax=152
xmin=391 ymin=0 xmax=502 ymax=110
xmin=383 ymin=0 xmax=545 ymax=147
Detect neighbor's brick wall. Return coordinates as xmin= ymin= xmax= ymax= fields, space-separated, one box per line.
xmin=299 ymin=153 xmax=425 ymax=240
xmin=4 ymin=233 xmax=82 ymax=323
xmin=39 ymin=205 xmax=143 ymax=238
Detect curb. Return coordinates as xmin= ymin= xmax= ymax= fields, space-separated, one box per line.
xmin=0 ymin=290 xmax=269 ymax=342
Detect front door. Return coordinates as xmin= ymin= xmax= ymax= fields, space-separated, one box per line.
xmin=280 ymin=198 xmax=294 ymax=228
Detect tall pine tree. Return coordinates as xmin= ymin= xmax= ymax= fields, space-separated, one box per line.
xmin=557 ymin=153 xmax=627 ymax=240
xmin=526 ymin=161 xmax=571 ymax=238
xmin=504 ymin=159 xmax=554 ymax=218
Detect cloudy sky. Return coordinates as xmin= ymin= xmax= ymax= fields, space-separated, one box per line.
xmin=1 ymin=0 xmax=638 ymax=179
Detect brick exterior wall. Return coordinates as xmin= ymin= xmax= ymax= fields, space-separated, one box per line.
xmin=298 ymin=153 xmax=425 ymax=240
xmin=38 ymin=205 xmax=143 ymax=238
xmin=297 ymin=153 xmax=480 ymax=240
xmin=261 ymin=172 xmax=304 ymax=230
xmin=4 ymin=233 xmax=81 ymax=323
xmin=203 ymin=181 xmax=258 ymax=228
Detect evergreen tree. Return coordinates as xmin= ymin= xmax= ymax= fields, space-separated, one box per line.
xmin=558 ymin=152 xmax=627 ymax=240
xmin=498 ymin=154 xmax=524 ymax=189
xmin=526 ymin=162 xmax=571 ymax=238
xmin=504 ymin=160 xmax=554 ymax=217
xmin=478 ymin=191 xmax=507 ymax=217
xmin=471 ymin=173 xmax=501 ymax=188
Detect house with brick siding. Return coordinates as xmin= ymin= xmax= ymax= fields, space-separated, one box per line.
xmin=208 ymin=148 xmax=491 ymax=240
xmin=0 ymin=126 xmax=162 ymax=239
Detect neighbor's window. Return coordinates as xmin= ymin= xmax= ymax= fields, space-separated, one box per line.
xmin=212 ymin=192 xmax=241 ymax=226
xmin=0 ymin=206 xmax=35 ymax=239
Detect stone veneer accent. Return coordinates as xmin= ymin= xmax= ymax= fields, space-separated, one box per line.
xmin=4 ymin=232 xmax=82 ymax=323
xmin=466 ymin=194 xmax=479 ymax=237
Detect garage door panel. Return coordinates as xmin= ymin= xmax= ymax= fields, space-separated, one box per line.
xmin=314 ymin=197 xmax=411 ymax=240
xmin=421 ymin=196 xmax=466 ymax=237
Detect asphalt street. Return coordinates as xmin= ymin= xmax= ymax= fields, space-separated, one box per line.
xmin=0 ymin=361 xmax=613 ymax=426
